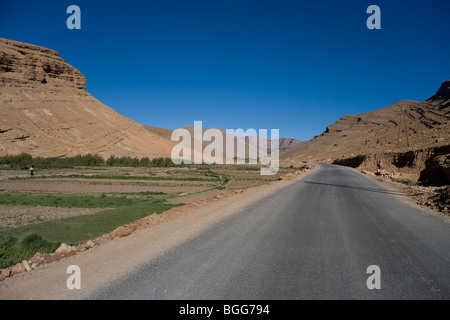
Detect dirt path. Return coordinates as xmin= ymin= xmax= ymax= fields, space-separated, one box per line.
xmin=0 ymin=179 xmax=215 ymax=194
xmin=0 ymin=168 xmax=316 ymax=299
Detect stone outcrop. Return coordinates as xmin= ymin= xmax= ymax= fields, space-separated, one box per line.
xmin=0 ymin=38 xmax=86 ymax=90
xmin=418 ymin=146 xmax=450 ymax=185
xmin=0 ymin=37 xmax=175 ymax=159
xmin=428 ymin=80 xmax=450 ymax=104
xmin=332 ymin=144 xmax=450 ymax=185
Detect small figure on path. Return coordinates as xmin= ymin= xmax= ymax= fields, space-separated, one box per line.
xmin=29 ymin=165 xmax=34 ymax=176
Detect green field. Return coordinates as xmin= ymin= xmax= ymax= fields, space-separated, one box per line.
xmin=0 ymin=192 xmax=166 ymax=208
xmin=0 ymin=197 xmax=182 ymax=268
xmin=0 ymin=161 xmax=303 ymax=269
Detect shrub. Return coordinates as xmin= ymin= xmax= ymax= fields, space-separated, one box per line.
xmin=19 ymin=233 xmax=58 ymax=252
xmin=0 ymin=233 xmax=59 ymax=269
xmin=0 ymin=154 xmax=177 ymax=169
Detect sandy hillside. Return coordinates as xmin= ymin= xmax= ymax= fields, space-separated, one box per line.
xmin=0 ymin=37 xmax=176 ymax=159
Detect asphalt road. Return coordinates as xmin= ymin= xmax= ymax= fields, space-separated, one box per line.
xmin=94 ymin=164 xmax=450 ymax=299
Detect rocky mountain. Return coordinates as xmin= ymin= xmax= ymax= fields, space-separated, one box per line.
xmin=282 ymin=81 xmax=450 ymax=162
xmin=277 ymin=138 xmax=304 ymax=154
xmin=282 ymin=81 xmax=450 ymax=183
xmin=146 ymin=124 xmax=303 ymax=161
xmin=0 ymin=37 xmax=175 ymax=159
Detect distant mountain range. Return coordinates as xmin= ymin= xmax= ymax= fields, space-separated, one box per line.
xmin=1 ymin=37 xmax=448 ymax=173
xmin=145 ymin=124 xmax=304 ymax=159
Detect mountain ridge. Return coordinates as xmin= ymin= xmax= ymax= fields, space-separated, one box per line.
xmin=281 ymin=81 xmax=450 ymax=162
xmin=0 ymin=37 xmax=176 ymax=159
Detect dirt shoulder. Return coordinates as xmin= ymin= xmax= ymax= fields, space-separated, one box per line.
xmin=0 ymin=166 xmax=316 ymax=299
xmin=352 ymin=167 xmax=450 ymax=218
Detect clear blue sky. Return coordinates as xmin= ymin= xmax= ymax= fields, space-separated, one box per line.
xmin=1 ymin=0 xmax=449 ymax=141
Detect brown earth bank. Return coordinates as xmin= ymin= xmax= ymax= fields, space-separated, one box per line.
xmin=330 ymin=142 xmax=450 ymax=215
xmin=332 ymin=144 xmax=450 ymax=185
xmin=356 ymin=168 xmax=450 ymax=216
xmin=331 ymin=144 xmax=450 ymax=216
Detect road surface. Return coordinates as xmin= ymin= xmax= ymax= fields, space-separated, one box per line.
xmin=93 ymin=164 xmax=450 ymax=299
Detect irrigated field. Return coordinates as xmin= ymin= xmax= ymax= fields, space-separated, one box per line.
xmin=0 ymin=164 xmax=304 ymax=268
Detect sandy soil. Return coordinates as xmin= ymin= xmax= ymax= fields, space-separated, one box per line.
xmin=225 ymin=179 xmax=275 ymax=190
xmin=0 ymin=205 xmax=108 ymax=228
xmin=167 ymin=189 xmax=224 ymax=204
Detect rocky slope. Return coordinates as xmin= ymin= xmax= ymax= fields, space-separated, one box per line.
xmin=0 ymin=37 xmax=175 ymax=159
xmin=277 ymin=138 xmax=304 ymax=154
xmin=282 ymin=81 xmax=450 ymax=184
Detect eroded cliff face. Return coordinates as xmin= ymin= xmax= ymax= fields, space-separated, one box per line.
xmin=332 ymin=145 xmax=450 ymax=185
xmin=0 ymin=37 xmax=175 ymax=158
xmin=0 ymin=38 xmax=86 ymax=90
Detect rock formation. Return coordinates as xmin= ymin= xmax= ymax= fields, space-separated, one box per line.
xmin=281 ymin=81 xmax=450 ymax=183
xmin=282 ymin=81 xmax=450 ymax=163
xmin=428 ymin=80 xmax=450 ymax=104
xmin=0 ymin=37 xmax=175 ymax=158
